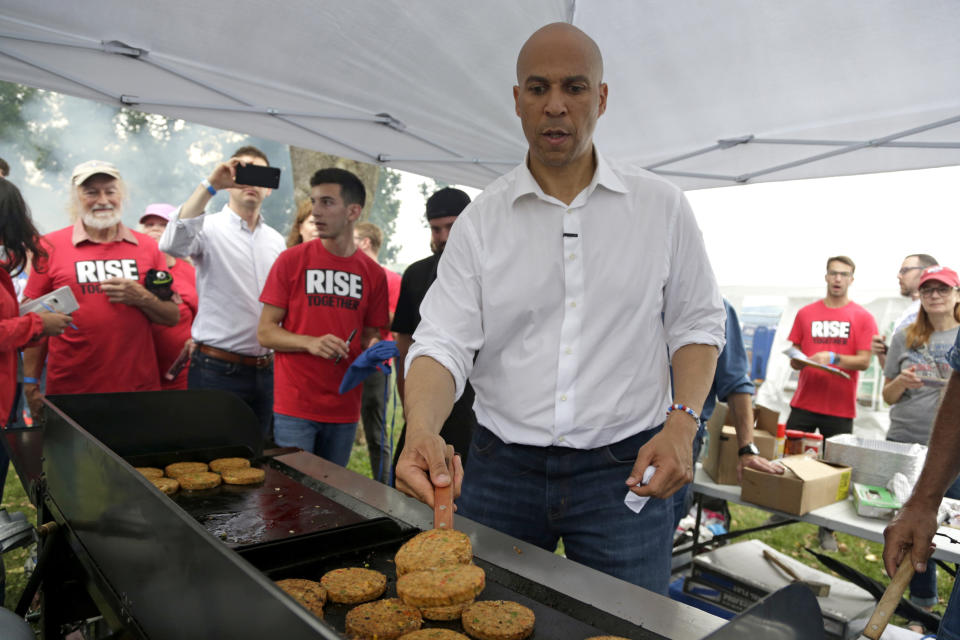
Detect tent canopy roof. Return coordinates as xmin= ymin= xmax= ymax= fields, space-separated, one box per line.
xmin=1 ymin=0 xmax=958 ymax=189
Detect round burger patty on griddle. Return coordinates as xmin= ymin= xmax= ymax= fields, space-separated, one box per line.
xmin=395 ymin=528 xmax=473 ymax=575
xmin=461 ymin=600 xmax=535 ymax=640
xmin=320 ymin=567 xmax=387 ymax=604
xmin=221 ymin=467 xmax=265 ymax=485
xmin=420 ymin=598 xmax=473 ymax=621
xmin=275 ymin=578 xmax=326 ymax=618
xmin=209 ymin=457 xmax=251 ymax=473
xmin=178 ymin=471 xmax=222 ymax=490
xmin=345 ymin=598 xmax=422 ymax=640
xmin=135 ymin=467 xmax=164 ymax=479
xmin=400 ymin=629 xmax=470 ymax=639
xmin=150 ymin=477 xmax=179 ymax=495
xmin=396 ymin=564 xmax=485 ymax=608
xmin=164 ymin=461 xmax=209 ymax=478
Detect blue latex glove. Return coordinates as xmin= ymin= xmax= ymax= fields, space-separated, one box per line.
xmin=339 ymin=340 xmax=399 ymax=394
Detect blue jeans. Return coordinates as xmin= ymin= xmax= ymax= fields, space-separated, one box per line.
xmin=457 ymin=425 xmax=673 ymax=594
xmin=941 ymin=576 xmax=960 ymax=640
xmin=188 ymin=351 xmax=274 ymax=441
xmin=273 ymin=414 xmax=357 ymax=467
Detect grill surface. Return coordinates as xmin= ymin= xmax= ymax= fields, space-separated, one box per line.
xmin=240 ymin=519 xmax=657 ymax=639
xmin=168 ymin=465 xmax=365 ymax=545
xmin=15 ymin=391 xmax=738 ymax=639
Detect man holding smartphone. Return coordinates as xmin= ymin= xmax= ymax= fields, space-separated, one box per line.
xmin=160 ymin=146 xmax=285 ymax=441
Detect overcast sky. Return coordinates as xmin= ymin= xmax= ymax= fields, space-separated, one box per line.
xmin=391 ymin=164 xmax=960 ymax=296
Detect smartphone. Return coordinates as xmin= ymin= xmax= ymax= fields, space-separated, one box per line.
xmin=234 ymin=163 xmax=281 ymax=189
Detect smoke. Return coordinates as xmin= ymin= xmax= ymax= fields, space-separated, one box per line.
xmin=3 ymin=85 xmax=296 ymax=237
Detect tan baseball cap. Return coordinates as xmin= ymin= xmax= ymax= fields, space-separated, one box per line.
xmin=71 ymin=160 xmax=121 ymax=186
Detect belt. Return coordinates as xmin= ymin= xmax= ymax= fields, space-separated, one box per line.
xmin=197 ymin=344 xmax=273 ymax=369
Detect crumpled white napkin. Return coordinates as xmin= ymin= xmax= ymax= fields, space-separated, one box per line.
xmin=624 ymin=465 xmax=657 ymax=513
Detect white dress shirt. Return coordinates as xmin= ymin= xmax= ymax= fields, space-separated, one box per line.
xmin=159 ymin=204 xmax=285 ymax=356
xmin=409 ymin=152 xmax=725 ymax=449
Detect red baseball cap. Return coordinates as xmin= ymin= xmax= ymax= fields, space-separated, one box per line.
xmin=919 ymin=265 xmax=960 ymax=289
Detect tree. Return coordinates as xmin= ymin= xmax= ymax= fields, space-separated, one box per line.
xmin=368 ymin=168 xmax=403 ymax=264
xmin=0 ymin=80 xmax=295 ymax=234
xmin=0 ymin=82 xmax=58 ymax=172
xmin=418 ymin=178 xmax=451 ymax=201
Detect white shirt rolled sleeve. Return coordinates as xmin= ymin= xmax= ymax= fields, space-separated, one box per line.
xmin=409 ymin=152 xmax=725 ymax=449
xmin=159 ymin=204 xmax=285 ymax=356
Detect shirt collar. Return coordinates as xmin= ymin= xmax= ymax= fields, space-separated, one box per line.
xmin=71 ymin=219 xmax=139 ymax=246
xmin=225 ymin=204 xmax=262 ymax=232
xmin=511 ymin=147 xmax=629 ymax=206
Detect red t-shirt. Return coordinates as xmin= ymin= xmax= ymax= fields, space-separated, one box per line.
xmin=0 ymin=269 xmax=43 ymax=425
xmin=260 ymin=241 xmax=389 ymax=422
xmin=153 ymin=258 xmax=197 ymax=390
xmin=381 ymin=267 xmax=402 ymax=340
xmin=24 ymin=225 xmax=169 ymax=395
xmin=787 ymin=299 xmax=878 ymax=418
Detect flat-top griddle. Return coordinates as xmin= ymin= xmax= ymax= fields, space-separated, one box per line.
xmin=2 ymin=390 xmax=820 ymax=639
xmin=166 ymin=464 xmax=365 ymax=546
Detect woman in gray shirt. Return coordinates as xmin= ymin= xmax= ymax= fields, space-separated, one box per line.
xmin=883 ymin=265 xmax=960 ymax=613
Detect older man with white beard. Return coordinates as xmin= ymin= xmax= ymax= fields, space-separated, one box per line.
xmin=22 ymin=160 xmax=178 ymax=419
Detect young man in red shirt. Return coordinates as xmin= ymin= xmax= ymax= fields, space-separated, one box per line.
xmin=257 ymin=168 xmax=388 ymax=466
xmin=786 ymin=255 xmax=878 ymax=550
xmin=23 ymin=161 xmax=179 ymax=418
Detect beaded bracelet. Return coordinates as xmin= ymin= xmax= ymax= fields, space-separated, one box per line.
xmin=23 ymin=377 xmax=39 ymax=385
xmin=666 ymin=403 xmax=700 ymax=423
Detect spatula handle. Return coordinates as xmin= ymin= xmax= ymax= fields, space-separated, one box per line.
xmin=433 ymin=457 xmax=454 ymax=530
xmin=861 ymin=560 xmax=915 ymax=640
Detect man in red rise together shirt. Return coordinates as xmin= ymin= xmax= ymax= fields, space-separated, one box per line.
xmin=786 ymin=254 xmax=878 ymax=550
xmin=257 ymin=168 xmax=388 ymax=467
xmin=23 ymin=160 xmax=179 ymax=419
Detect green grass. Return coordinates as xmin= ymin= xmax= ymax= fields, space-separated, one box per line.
xmin=2 ymin=464 xmax=37 ymax=609
xmin=728 ymin=503 xmax=951 ymax=628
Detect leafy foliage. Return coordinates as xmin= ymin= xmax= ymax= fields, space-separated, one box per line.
xmin=368 ymin=168 xmax=403 ymax=264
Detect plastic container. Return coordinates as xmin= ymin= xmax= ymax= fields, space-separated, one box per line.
xmin=803 ymin=432 xmax=824 ymax=458
xmin=784 ymin=429 xmax=806 ymax=456
xmin=774 ymin=423 xmax=786 ymax=458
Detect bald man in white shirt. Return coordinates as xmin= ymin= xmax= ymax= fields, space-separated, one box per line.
xmin=395 ymin=23 xmax=724 ymax=595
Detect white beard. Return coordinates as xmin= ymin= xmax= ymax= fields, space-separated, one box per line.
xmin=82 ymin=207 xmax=123 ymax=230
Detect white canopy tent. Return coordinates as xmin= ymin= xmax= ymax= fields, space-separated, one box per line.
xmin=1 ymin=0 xmax=958 ymax=190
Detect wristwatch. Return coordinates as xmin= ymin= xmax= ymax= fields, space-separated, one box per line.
xmin=738 ymin=443 xmax=759 ymax=457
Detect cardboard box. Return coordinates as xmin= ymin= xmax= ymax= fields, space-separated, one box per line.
xmin=703 ymin=404 xmax=778 ymax=485
xmin=754 ymin=404 xmax=780 ymax=436
xmin=741 ymin=455 xmax=851 ymax=515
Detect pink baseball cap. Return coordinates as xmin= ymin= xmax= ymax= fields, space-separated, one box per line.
xmin=139 ymin=203 xmax=177 ymax=224
xmin=919 ymin=265 xmax=960 ymax=289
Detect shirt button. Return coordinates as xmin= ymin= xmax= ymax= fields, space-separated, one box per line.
xmin=570 ymin=301 xmax=577 ymax=308
xmin=566 ymin=209 xmax=573 ymax=215
xmin=565 ymin=347 xmax=572 ymax=355
xmin=568 ymin=253 xmax=576 ymax=260
xmin=560 ymin=394 xmax=567 ymax=402
xmin=558 ymin=436 xmax=566 ymax=443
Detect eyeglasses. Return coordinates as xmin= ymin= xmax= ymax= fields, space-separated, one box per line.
xmin=919 ymin=286 xmax=955 ymax=298
xmin=899 ymin=266 xmax=924 ymax=275
xmin=827 ymin=270 xmax=852 ymax=278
